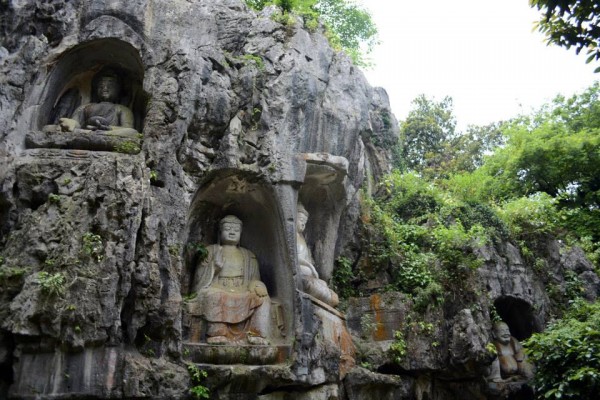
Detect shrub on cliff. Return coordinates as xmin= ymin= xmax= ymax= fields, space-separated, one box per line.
xmin=245 ymin=0 xmax=378 ymax=66
xmin=357 ymin=172 xmax=492 ymax=306
xmin=525 ymin=299 xmax=600 ymax=399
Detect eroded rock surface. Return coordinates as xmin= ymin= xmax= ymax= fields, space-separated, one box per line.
xmin=1 ymin=1 xmax=597 ymax=400
xmin=1 ymin=0 xmax=395 ymax=398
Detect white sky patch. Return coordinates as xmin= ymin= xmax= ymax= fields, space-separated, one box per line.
xmin=357 ymin=0 xmax=599 ymax=129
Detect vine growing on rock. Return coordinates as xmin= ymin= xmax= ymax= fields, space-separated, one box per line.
xmin=82 ymin=232 xmax=103 ymax=262
xmin=389 ymin=330 xmax=407 ymax=364
xmin=332 ymin=255 xmax=359 ymax=300
xmin=187 ymin=363 xmax=209 ymax=399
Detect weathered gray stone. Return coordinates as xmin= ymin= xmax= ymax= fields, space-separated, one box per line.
xmin=1 ymin=1 xmax=598 ymax=399
xmin=1 ymin=0 xmax=398 ymax=397
xmin=343 ymin=367 xmax=414 ymax=400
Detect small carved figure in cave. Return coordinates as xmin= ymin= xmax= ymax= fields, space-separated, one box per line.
xmin=189 ymin=215 xmax=271 ymax=345
xmin=44 ymin=69 xmax=137 ymax=135
xmin=488 ymin=321 xmax=534 ymax=382
xmin=297 ymin=203 xmax=339 ymax=307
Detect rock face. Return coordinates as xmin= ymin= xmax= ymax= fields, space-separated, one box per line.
xmin=342 ymin=237 xmax=599 ymax=400
xmin=0 ymin=1 xmax=598 ymax=400
xmin=0 ymin=1 xmax=394 ymax=398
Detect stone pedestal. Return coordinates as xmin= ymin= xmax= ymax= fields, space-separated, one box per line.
xmin=25 ymin=130 xmax=142 ymax=153
xmin=299 ymin=291 xmax=356 ymax=377
xmin=486 ymin=380 xmax=534 ymax=400
xmin=182 ymin=343 xmax=291 ymax=365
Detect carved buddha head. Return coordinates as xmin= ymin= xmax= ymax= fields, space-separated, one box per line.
xmin=219 ymin=215 xmax=242 ymax=245
xmin=95 ymin=70 xmax=121 ymax=103
xmin=297 ymin=203 xmax=309 ymax=233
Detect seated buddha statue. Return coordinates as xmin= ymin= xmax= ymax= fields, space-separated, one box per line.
xmin=190 ymin=215 xmax=271 ymax=345
xmin=44 ymin=69 xmax=137 ymax=135
xmin=296 ymin=203 xmax=339 ymax=307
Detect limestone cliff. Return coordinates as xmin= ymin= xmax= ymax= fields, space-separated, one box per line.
xmin=0 ymin=1 xmax=597 ymax=400
xmin=0 ymin=0 xmax=395 ymax=398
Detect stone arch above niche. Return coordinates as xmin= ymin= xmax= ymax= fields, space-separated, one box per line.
xmin=25 ymin=39 xmax=148 ymax=153
xmin=298 ymin=153 xmax=350 ymax=281
xmin=494 ymin=295 xmax=542 ymax=341
xmin=182 ymin=170 xmax=295 ymax=361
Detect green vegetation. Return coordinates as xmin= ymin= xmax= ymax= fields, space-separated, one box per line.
xmin=0 ymin=257 xmax=30 ymax=287
xmin=359 ymin=172 xmax=491 ymax=307
xmin=245 ymin=0 xmax=377 ymax=66
xmin=251 ymin=107 xmax=262 ymax=130
xmin=168 ymin=244 xmax=181 ymax=256
xmin=37 ymin=271 xmax=66 ymax=296
xmin=183 ymin=292 xmax=197 ymax=302
xmin=389 ymin=330 xmax=407 ymax=364
xmin=115 ymin=140 xmax=141 ymax=154
xmin=187 ymin=363 xmax=209 ymax=399
xmin=0 ymin=266 xmax=28 ymax=285
xmin=354 ymin=82 xmax=600 ymax=395
xmin=82 ymin=232 xmax=104 ymax=262
xmin=336 ymin=84 xmax=600 ymax=318
xmin=485 ymin=342 xmax=497 ymax=356
xmin=332 ymin=256 xmax=358 ymax=299
xmin=525 ymin=299 xmax=600 ymax=399
xmin=530 ymin=0 xmax=600 ymax=71
xmin=397 ymin=95 xmax=456 ymax=172
xmin=241 ymin=54 xmax=265 ymax=70
xmin=391 ymin=83 xmax=600 ymax=265
xmin=188 ymin=242 xmax=208 ymax=262
xmin=48 ymin=193 xmax=61 ymax=204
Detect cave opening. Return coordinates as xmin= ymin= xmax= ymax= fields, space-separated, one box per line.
xmin=493 ymin=296 xmax=541 ymax=341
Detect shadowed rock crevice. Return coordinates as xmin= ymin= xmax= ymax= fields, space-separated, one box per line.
xmin=493 ymin=296 xmax=540 ymax=341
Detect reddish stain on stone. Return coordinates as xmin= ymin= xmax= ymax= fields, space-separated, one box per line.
xmin=339 ymin=324 xmax=356 ymax=378
xmin=370 ymin=293 xmax=388 ymax=341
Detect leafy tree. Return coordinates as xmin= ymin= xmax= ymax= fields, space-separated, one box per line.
xmin=476 ymin=84 xmax=600 ymax=213
xmin=525 ymin=299 xmax=600 ymax=399
xmin=530 ymin=0 xmax=600 ymax=71
xmin=548 ymin=81 xmax=600 ymax=131
xmin=442 ymin=83 xmax=600 ymax=243
xmin=244 ymin=0 xmax=377 ymax=66
xmin=453 ymin=123 xmax=506 ymax=171
xmin=482 ymin=121 xmax=600 ymax=202
xmin=398 ymin=95 xmax=456 ymax=172
xmin=245 ymin=0 xmax=271 ymax=10
xmin=366 ymin=171 xmax=492 ymax=301
xmin=397 ymin=95 xmax=507 ymax=180
xmin=313 ymin=0 xmax=378 ymax=65
xmin=421 ymin=122 xmax=505 ymax=180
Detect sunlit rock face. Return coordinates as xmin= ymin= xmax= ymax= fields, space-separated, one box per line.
xmin=0 ymin=0 xmax=396 ymax=398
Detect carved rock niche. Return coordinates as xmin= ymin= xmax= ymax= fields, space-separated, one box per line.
xmin=296 ymin=153 xmax=356 ymax=377
xmin=181 ymin=172 xmax=295 ymax=364
xmin=298 ymin=153 xmax=350 ymax=281
xmin=25 ymin=38 xmax=148 ymax=153
xmin=493 ymin=295 xmax=542 ymax=341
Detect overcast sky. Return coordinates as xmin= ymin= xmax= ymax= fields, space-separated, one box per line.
xmin=358 ymin=0 xmax=599 ymax=129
